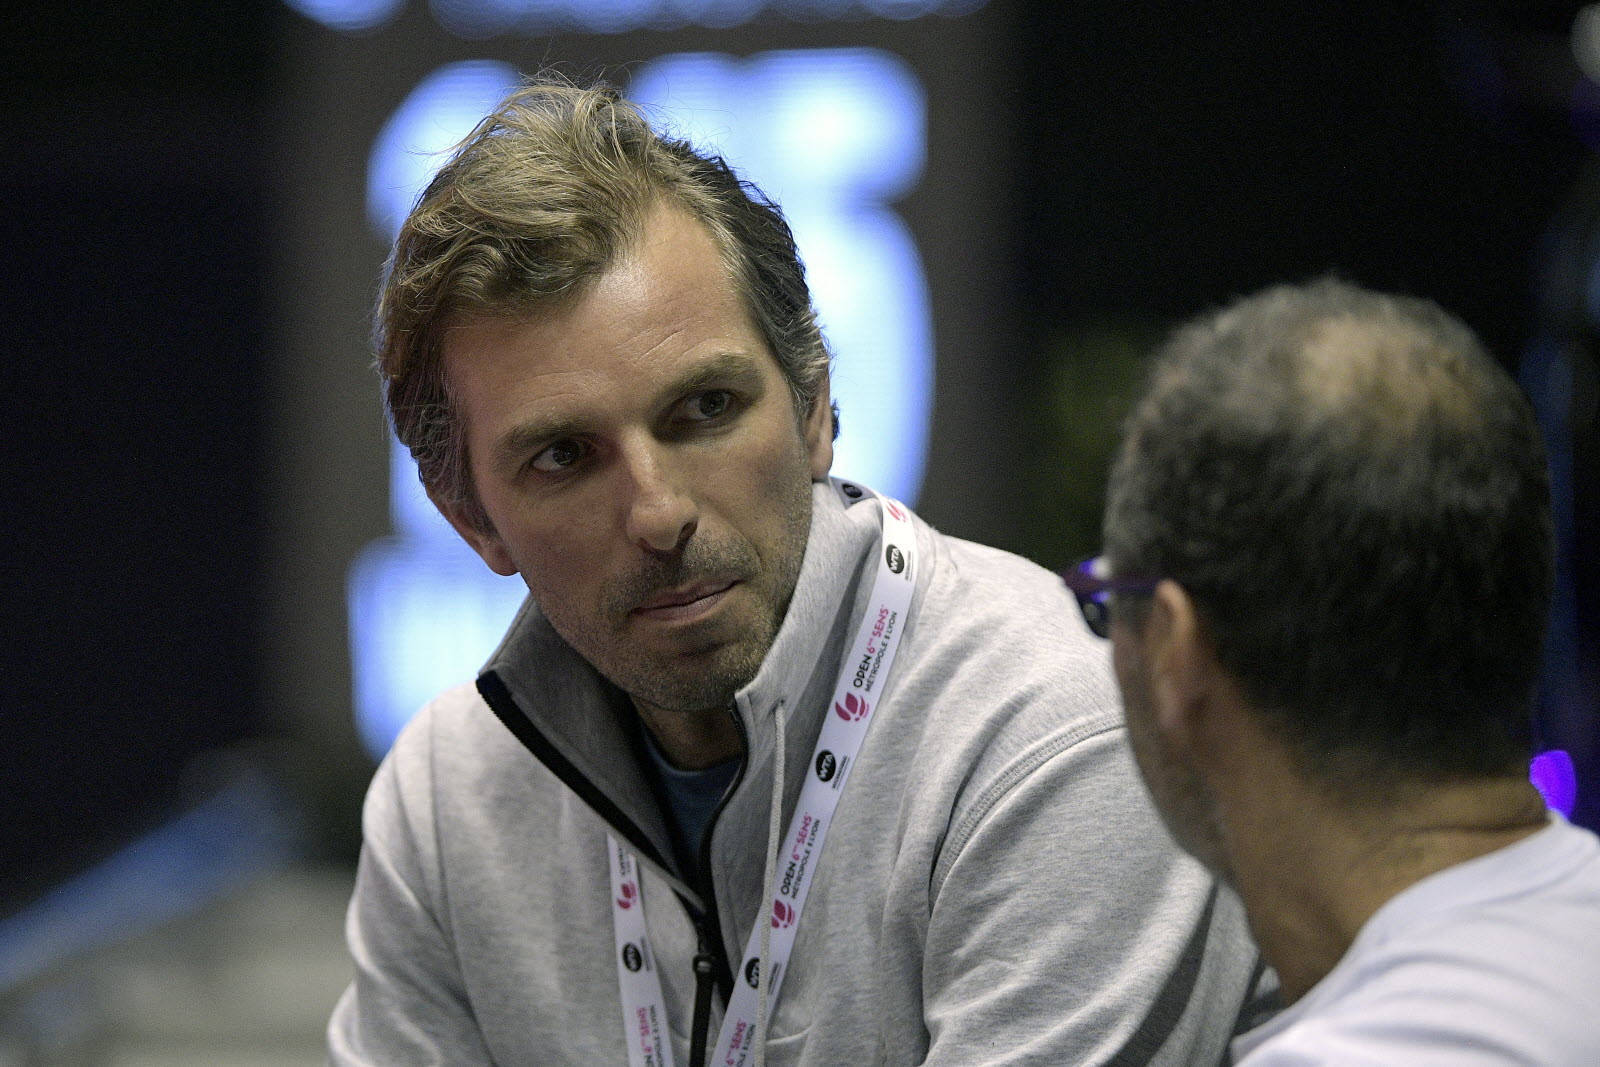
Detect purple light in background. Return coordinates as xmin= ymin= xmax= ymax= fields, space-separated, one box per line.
xmin=1531 ymin=750 xmax=1578 ymax=817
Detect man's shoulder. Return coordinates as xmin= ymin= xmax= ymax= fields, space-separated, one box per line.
xmin=364 ymin=677 xmax=577 ymax=861
xmin=872 ymin=525 xmax=1125 ymax=796
xmin=909 ymin=528 xmax=1112 ymax=706
xmin=383 ymin=679 xmax=525 ymax=783
xmin=918 ymin=527 xmax=1076 ymax=620
xmin=1238 ymin=833 xmax=1600 ymax=1064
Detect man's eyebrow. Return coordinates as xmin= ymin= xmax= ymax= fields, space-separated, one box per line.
xmin=486 ymin=351 xmax=766 ymax=475
xmin=667 ymin=351 xmax=765 ymax=396
xmin=490 ymin=416 xmax=587 ymax=476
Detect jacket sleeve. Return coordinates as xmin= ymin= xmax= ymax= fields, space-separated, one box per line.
xmin=919 ymin=724 xmax=1257 ymax=1066
xmin=326 ymin=739 xmax=497 ymax=1065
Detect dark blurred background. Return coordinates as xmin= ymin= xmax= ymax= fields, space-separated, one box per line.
xmin=3 ymin=0 xmax=1596 ymax=1060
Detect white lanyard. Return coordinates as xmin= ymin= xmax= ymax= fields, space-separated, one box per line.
xmin=608 ymin=491 xmax=918 ymax=1067
xmin=608 ymin=836 xmax=677 ymax=1066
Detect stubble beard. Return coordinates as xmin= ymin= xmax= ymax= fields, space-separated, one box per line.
xmin=561 ymin=482 xmax=815 ymax=717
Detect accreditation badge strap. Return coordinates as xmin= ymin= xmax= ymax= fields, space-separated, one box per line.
xmin=712 ymin=491 xmax=917 ymax=1066
xmin=609 ymin=833 xmax=677 ymax=1067
xmin=607 ymin=491 xmax=918 ymax=1067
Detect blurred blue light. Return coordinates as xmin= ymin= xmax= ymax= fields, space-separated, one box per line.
xmin=429 ymin=0 xmax=520 ymax=38
xmin=358 ymin=59 xmax=531 ymax=756
xmin=864 ymin=0 xmax=953 ymax=18
xmin=630 ymin=48 xmax=933 ymax=503
xmin=1531 ymin=750 xmax=1579 ymax=817
xmin=296 ymin=0 xmax=989 ymax=37
xmin=348 ymin=536 xmax=529 ymax=754
xmin=0 ymin=769 xmax=298 ymax=992
xmin=367 ymin=60 xmax=522 ymax=241
xmin=351 ymin=50 xmax=934 ymax=758
xmin=673 ymin=0 xmax=768 ymax=29
xmin=583 ymin=0 xmax=663 ymax=33
xmin=282 ymin=0 xmax=405 ymax=31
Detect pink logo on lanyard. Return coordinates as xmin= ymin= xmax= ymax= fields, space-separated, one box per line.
xmin=885 ymin=499 xmax=908 ymax=521
xmin=771 ymin=899 xmax=796 ymax=928
xmin=835 ymin=692 xmax=870 ymax=722
xmin=617 ymin=881 xmax=638 ymax=910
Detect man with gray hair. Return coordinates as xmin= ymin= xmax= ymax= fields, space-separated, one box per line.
xmin=1066 ymin=278 xmax=1600 ymax=1063
xmin=327 ymin=76 xmax=1260 ymax=1065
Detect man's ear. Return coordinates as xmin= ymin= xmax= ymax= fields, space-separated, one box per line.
xmin=1147 ymin=580 xmax=1220 ymax=748
xmin=803 ymin=380 xmax=834 ymax=481
xmin=432 ymin=492 xmax=519 ymax=577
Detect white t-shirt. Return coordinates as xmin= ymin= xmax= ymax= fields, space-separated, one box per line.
xmin=1233 ymin=814 xmax=1600 ymax=1066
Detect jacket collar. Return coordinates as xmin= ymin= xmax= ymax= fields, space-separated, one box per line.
xmin=728 ymin=479 xmax=879 ymax=776
xmin=476 ymin=479 xmax=883 ymax=888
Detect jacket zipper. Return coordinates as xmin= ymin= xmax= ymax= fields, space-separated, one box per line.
xmin=688 ymin=925 xmax=717 ymax=1067
xmin=476 ymin=672 xmax=673 ymax=871
xmin=686 ymin=706 xmax=751 ymax=1066
xmin=477 ymin=671 xmax=754 ymax=1065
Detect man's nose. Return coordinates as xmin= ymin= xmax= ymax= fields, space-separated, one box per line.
xmin=620 ymin=440 xmax=697 ymax=554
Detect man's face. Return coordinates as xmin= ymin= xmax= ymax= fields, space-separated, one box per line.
xmin=1111 ymin=609 xmax=1229 ymax=879
xmin=439 ymin=205 xmax=832 ymax=717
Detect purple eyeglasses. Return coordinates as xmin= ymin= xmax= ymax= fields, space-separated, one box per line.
xmin=1060 ymin=556 xmax=1161 ymax=639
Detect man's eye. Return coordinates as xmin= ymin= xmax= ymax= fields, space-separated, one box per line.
xmin=684 ymin=390 xmax=732 ymax=422
xmin=530 ymin=439 xmax=586 ymax=473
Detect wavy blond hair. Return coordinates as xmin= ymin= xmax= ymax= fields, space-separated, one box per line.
xmin=376 ymin=77 xmax=831 ymax=533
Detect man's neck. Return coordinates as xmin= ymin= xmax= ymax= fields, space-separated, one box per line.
xmin=1223 ymin=763 xmax=1549 ymax=1005
xmin=632 ymin=698 xmax=744 ymax=770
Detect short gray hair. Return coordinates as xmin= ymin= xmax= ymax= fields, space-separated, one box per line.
xmin=1105 ymin=278 xmax=1552 ymax=787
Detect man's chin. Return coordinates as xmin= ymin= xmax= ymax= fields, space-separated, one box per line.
xmin=624 ymin=644 xmax=767 ymax=716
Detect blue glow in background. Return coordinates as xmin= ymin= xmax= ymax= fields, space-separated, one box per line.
xmin=300 ymin=0 xmax=998 ymax=39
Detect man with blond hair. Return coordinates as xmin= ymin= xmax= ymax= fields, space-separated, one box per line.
xmin=1066 ymin=278 xmax=1600 ymax=1064
xmin=329 ymin=76 xmax=1260 ymax=1065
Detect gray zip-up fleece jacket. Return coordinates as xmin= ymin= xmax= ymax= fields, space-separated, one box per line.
xmin=329 ymin=480 xmax=1261 ymax=1065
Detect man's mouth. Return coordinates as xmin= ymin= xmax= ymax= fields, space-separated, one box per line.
xmin=631 ymin=579 xmax=739 ymax=622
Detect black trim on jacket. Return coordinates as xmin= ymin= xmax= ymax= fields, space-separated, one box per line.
xmin=476 ymin=668 xmax=738 ymax=1003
